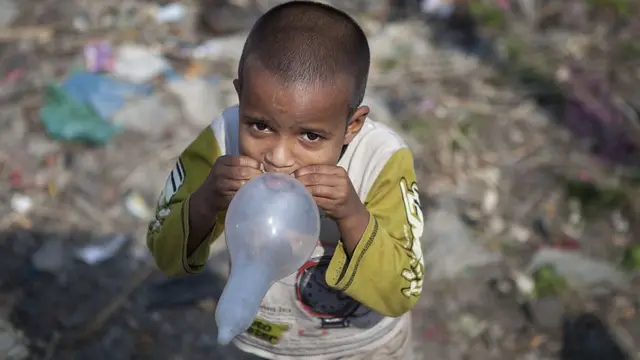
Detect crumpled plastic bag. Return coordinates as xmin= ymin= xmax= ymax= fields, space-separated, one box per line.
xmin=62 ymin=71 xmax=152 ymax=120
xmin=39 ymin=84 xmax=119 ymax=145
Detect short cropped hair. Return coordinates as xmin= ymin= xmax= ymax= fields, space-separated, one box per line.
xmin=238 ymin=1 xmax=370 ymax=115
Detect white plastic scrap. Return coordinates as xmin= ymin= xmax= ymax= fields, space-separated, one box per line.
xmin=10 ymin=194 xmax=32 ymax=215
xmin=113 ymin=44 xmax=170 ymax=84
xmin=74 ymin=234 xmax=129 ymax=265
xmin=0 ymin=318 xmax=29 ymax=360
xmin=153 ymin=3 xmax=186 ymax=23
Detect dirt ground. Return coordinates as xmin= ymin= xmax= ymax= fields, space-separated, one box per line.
xmin=0 ymin=0 xmax=639 ymax=359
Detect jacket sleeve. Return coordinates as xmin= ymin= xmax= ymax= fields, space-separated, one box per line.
xmin=146 ymin=127 xmax=226 ymax=276
xmin=324 ymin=148 xmax=425 ymax=317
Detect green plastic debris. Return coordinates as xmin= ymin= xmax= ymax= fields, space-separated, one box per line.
xmin=620 ymin=245 xmax=640 ymax=273
xmin=533 ymin=264 xmax=568 ymax=298
xmin=39 ymin=84 xmax=119 ymax=145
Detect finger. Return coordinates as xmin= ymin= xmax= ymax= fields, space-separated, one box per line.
xmin=305 ymin=184 xmax=342 ymax=199
xmin=311 ymin=197 xmax=337 ymax=212
xmin=226 ymin=166 xmax=263 ymax=180
xmin=293 ymin=164 xmax=344 ymax=178
xmin=295 ymin=173 xmax=342 ymax=188
xmin=220 ymin=155 xmax=262 ymax=169
xmin=217 ymin=178 xmax=247 ymax=192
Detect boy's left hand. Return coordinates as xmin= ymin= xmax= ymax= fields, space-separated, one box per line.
xmin=293 ymin=165 xmax=365 ymax=220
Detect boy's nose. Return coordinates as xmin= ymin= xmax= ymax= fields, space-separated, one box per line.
xmin=264 ymin=141 xmax=295 ymax=173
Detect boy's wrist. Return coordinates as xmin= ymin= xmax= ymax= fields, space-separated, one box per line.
xmin=336 ymin=204 xmax=370 ymax=255
xmin=191 ymin=187 xmax=221 ymax=218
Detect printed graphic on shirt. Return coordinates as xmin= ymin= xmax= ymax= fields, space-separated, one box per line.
xmin=399 ymin=178 xmax=424 ymax=298
xmin=158 ymin=159 xmax=186 ymax=207
xmin=247 ymin=318 xmax=289 ymax=345
xmin=294 ymin=256 xmax=370 ymax=331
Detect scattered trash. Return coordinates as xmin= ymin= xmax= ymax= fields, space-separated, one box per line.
xmin=511 ymin=270 xmax=536 ymax=298
xmin=0 ymin=68 xmax=24 ymax=85
xmin=453 ymin=313 xmax=487 ymax=339
xmin=61 ymin=71 xmax=152 ymax=120
xmin=0 ymin=1 xmax=638 ymax=359
xmin=74 ymin=234 xmax=129 ymax=265
xmin=40 ymin=84 xmax=119 ymax=145
xmin=166 ymin=78 xmax=230 ymax=127
xmin=184 ymin=36 xmax=245 ymax=61
xmin=0 ymin=318 xmax=29 ymax=360
xmin=509 ymin=224 xmax=531 ymax=244
xmin=423 ymin=194 xmax=502 ymax=280
xmin=111 ymin=92 xmax=181 ymax=137
xmin=0 ymin=26 xmax=53 ymax=43
xmin=528 ymin=248 xmax=629 ymax=293
xmin=84 ymin=40 xmax=115 ymax=73
xmin=8 ymin=169 xmax=24 ymax=189
xmin=72 ymin=12 xmax=91 ymax=32
xmin=10 ymin=194 xmax=32 ymax=215
xmin=552 ymin=234 xmax=581 ymax=251
xmin=153 ymin=2 xmax=186 ymax=23
xmin=0 ymin=0 xmax=18 ymax=28
xmin=113 ymin=44 xmax=171 ymax=84
xmin=421 ymin=0 xmax=455 ymax=18
xmin=124 ymin=191 xmax=153 ymax=220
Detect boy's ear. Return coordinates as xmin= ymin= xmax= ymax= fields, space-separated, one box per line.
xmin=344 ymin=105 xmax=369 ymax=145
xmin=233 ymin=78 xmax=241 ymax=98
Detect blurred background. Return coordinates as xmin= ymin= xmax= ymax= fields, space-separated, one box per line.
xmin=0 ymin=0 xmax=639 ymax=359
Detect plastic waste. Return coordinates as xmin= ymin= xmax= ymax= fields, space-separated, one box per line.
xmin=423 ymin=194 xmax=502 ymax=280
xmin=154 ymin=3 xmax=186 ymax=23
xmin=40 ymin=84 xmax=118 ymax=145
xmin=215 ymin=173 xmax=320 ymax=345
xmin=74 ymin=234 xmax=129 ymax=265
xmin=527 ymin=248 xmax=628 ymax=292
xmin=61 ymin=71 xmax=152 ymax=120
xmin=113 ymin=44 xmax=170 ymax=84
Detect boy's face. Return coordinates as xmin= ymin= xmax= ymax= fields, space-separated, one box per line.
xmin=234 ymin=68 xmax=369 ymax=174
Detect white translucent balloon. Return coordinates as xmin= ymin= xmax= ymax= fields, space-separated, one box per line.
xmin=215 ymin=172 xmax=320 ymax=345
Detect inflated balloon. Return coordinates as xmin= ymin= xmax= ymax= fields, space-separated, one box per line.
xmin=215 ymin=172 xmax=320 ymax=345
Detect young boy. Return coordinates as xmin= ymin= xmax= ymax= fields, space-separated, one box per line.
xmin=147 ymin=1 xmax=425 ymax=359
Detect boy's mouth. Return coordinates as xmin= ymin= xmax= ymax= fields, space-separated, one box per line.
xmin=261 ymin=164 xmax=298 ymax=176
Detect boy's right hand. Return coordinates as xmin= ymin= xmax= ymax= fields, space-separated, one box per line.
xmin=195 ymin=155 xmax=263 ymax=213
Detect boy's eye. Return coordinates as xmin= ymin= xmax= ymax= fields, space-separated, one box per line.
xmin=302 ymin=132 xmax=322 ymax=142
xmin=251 ymin=122 xmax=270 ymax=132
